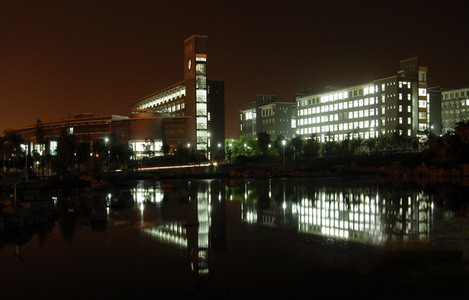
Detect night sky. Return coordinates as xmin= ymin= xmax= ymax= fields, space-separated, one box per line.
xmin=1 ymin=0 xmax=468 ymax=138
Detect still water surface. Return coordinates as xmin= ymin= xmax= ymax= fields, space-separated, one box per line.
xmin=1 ymin=178 xmax=468 ymax=298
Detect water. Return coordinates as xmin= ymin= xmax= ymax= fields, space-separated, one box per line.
xmin=1 ymin=178 xmax=469 ymax=298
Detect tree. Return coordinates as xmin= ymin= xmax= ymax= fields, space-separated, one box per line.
xmin=143 ymin=138 xmax=155 ymax=157
xmin=35 ymin=119 xmax=46 ymax=178
xmin=304 ymin=134 xmax=320 ymax=161
xmin=257 ymin=132 xmax=270 ymax=157
xmin=161 ymin=143 xmax=170 ymax=156
xmin=273 ymin=135 xmax=286 ymax=158
xmin=3 ymin=129 xmax=24 ymax=171
xmin=92 ymin=139 xmax=106 ymax=172
xmin=76 ymin=142 xmax=91 ymax=171
xmin=290 ymin=136 xmax=304 ymax=160
xmin=56 ymin=128 xmax=76 ymax=175
xmin=110 ymin=143 xmax=133 ymax=170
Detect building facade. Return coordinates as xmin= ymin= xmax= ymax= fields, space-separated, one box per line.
xmin=131 ymin=35 xmax=225 ymax=159
xmin=240 ymin=94 xmax=296 ymax=139
xmin=16 ymin=112 xmax=190 ymax=158
xmin=441 ymin=88 xmax=469 ymax=133
xmin=295 ymin=58 xmax=428 ymax=142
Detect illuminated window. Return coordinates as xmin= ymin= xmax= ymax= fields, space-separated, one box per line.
xmin=196 ymin=103 xmax=207 ymax=116
xmin=196 ymin=63 xmax=206 ymax=75
xmin=197 ymin=117 xmax=207 ymax=129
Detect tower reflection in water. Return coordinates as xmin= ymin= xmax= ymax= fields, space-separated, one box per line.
xmin=126 ymin=180 xmax=225 ymax=289
xmin=238 ymin=180 xmax=433 ymax=245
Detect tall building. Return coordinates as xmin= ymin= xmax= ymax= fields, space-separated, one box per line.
xmin=131 ymin=35 xmax=225 ymax=159
xmin=295 ymin=58 xmax=428 ymax=142
xmin=16 ymin=35 xmax=224 ymax=160
xmin=240 ymin=94 xmax=296 ymax=139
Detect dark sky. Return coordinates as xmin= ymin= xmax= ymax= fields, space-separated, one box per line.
xmin=1 ymin=0 xmax=468 ymax=138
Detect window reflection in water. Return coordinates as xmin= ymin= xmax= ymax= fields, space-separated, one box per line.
xmin=115 ymin=179 xmax=436 ymax=287
xmin=238 ymin=181 xmax=433 ymax=245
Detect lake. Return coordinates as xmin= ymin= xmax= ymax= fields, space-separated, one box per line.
xmin=1 ymin=178 xmax=469 ymax=298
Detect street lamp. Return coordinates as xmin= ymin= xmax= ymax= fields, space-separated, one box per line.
xmin=282 ymin=140 xmax=286 ymax=165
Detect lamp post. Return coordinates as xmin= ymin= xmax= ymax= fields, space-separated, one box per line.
xmin=104 ymin=137 xmax=109 ymax=171
xmin=282 ymin=140 xmax=286 ymax=165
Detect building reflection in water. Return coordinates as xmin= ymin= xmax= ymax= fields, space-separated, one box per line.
xmin=238 ymin=180 xmax=434 ymax=245
xmin=130 ymin=180 xmax=224 ymax=288
xmin=106 ymin=179 xmax=434 ymax=287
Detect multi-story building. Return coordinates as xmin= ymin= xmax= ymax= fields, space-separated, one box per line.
xmin=16 ymin=112 xmax=189 ymax=158
xmin=239 ymin=107 xmax=256 ymax=138
xmin=240 ymin=94 xmax=296 ymax=139
xmin=131 ymin=35 xmax=225 ymax=159
xmin=441 ymin=88 xmax=469 ymax=133
xmin=428 ymin=87 xmax=469 ymax=135
xmin=295 ymin=58 xmax=429 ymax=142
xmin=16 ymin=35 xmax=225 ymax=160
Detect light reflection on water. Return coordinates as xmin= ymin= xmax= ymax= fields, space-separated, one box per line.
xmin=240 ymin=182 xmax=433 ymax=245
xmin=111 ymin=179 xmax=436 ymax=249
xmin=1 ymin=178 xmax=468 ymax=297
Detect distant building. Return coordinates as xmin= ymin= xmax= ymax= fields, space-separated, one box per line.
xmin=240 ymin=94 xmax=296 ymax=139
xmin=131 ymin=35 xmax=225 ymax=159
xmin=427 ymin=87 xmax=469 ymax=135
xmin=441 ymin=88 xmax=469 ymax=133
xmin=295 ymin=58 xmax=429 ymax=142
